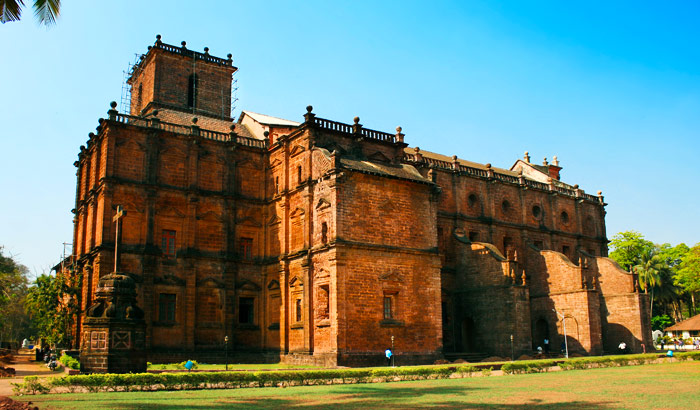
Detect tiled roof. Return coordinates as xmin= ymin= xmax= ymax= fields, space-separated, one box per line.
xmin=404 ymin=147 xmax=517 ymax=175
xmin=341 ymin=157 xmax=431 ymax=183
xmin=665 ymin=314 xmax=700 ymax=331
xmin=242 ymin=111 xmax=301 ymax=127
xmin=152 ymin=109 xmax=234 ymax=133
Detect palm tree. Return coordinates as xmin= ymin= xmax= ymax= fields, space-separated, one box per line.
xmin=1 ymin=0 xmax=60 ymax=26
xmin=634 ymin=251 xmax=666 ymax=317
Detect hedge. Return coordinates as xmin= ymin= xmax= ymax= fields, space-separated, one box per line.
xmin=12 ymin=364 xmax=486 ymax=395
xmin=13 ymin=352 xmax=700 ymax=395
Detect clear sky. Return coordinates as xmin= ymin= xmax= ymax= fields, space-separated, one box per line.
xmin=1 ymin=0 xmax=699 ymax=275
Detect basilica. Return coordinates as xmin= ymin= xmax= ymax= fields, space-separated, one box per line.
xmin=67 ymin=36 xmax=651 ymax=366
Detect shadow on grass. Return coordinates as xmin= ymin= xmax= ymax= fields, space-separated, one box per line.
xmin=21 ymin=383 xmax=617 ymax=410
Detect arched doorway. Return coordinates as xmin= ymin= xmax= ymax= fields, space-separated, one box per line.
xmin=460 ymin=318 xmax=476 ymax=352
xmin=533 ymin=318 xmax=549 ymax=349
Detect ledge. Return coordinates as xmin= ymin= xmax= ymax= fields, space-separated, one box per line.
xmin=379 ymin=319 xmax=405 ymax=327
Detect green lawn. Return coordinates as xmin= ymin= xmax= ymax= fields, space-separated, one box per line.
xmin=18 ymin=361 xmax=700 ymax=409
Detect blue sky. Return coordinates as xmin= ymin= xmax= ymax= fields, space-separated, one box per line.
xmin=1 ymin=0 xmax=699 ymax=275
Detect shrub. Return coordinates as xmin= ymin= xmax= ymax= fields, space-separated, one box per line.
xmin=59 ymin=354 xmax=80 ymax=370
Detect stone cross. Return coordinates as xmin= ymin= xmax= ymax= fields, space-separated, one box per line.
xmin=113 ymin=205 xmax=127 ymax=272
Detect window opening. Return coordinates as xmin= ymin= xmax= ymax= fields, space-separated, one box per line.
xmin=162 ymin=230 xmax=176 ymax=257
xmin=239 ymin=237 xmax=253 ymax=260
xmin=159 ymin=293 xmax=176 ymax=322
xmin=295 ymin=299 xmax=303 ymax=322
xmin=239 ymin=297 xmax=255 ymax=324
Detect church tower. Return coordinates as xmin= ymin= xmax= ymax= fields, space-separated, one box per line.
xmin=127 ymin=35 xmax=237 ymax=120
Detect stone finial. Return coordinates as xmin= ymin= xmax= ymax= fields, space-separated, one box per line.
xmin=227 ymin=53 xmax=233 ymax=63
xmin=230 ymin=124 xmax=236 ymax=132
xmin=573 ymin=184 xmax=579 ymax=189
xmin=330 ymin=150 xmax=341 ymax=168
xmin=553 ymin=155 xmax=559 ymax=166
xmin=204 ymin=47 xmax=209 ymax=55
xmin=521 ymin=271 xmax=527 ymax=285
xmin=414 ymin=147 xmax=423 ymax=162
xmin=263 ymin=130 xmax=269 ymax=138
xmin=108 ymin=102 xmax=118 ymax=120
xmin=485 ymin=163 xmax=491 ymax=169
xmin=304 ymin=105 xmax=315 ymax=123
xmin=513 ymin=250 xmax=519 ymax=261
xmin=352 ymin=116 xmax=362 ymax=134
xmin=88 ymin=132 xmax=95 ymax=139
xmin=152 ymin=110 xmax=159 ymax=117
xmin=181 ymin=41 xmax=187 ymax=49
xmin=155 ymin=34 xmax=162 ymax=44
xmin=191 ymin=117 xmax=198 ymax=125
xmin=524 ymin=151 xmax=530 ymax=163
xmin=597 ymin=190 xmax=602 ymax=196
xmin=543 ymin=157 xmax=548 ymax=166
xmin=395 ymin=126 xmax=404 ymax=143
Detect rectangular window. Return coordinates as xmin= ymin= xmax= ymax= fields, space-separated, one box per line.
xmin=383 ymin=296 xmax=393 ymax=319
xmin=295 ymin=299 xmax=303 ymax=322
xmin=162 ymin=230 xmax=176 ymax=257
xmin=158 ymin=293 xmax=176 ymax=322
xmin=240 ymin=237 xmax=253 ymax=260
xmin=321 ymin=222 xmax=328 ymax=244
xmin=239 ymin=297 xmax=255 ymax=324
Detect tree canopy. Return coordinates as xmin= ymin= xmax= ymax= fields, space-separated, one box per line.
xmin=0 ymin=0 xmax=61 ymax=26
xmin=608 ymin=231 xmax=655 ymax=272
xmin=0 ymin=247 xmax=33 ymax=344
xmin=609 ymin=231 xmax=698 ymax=328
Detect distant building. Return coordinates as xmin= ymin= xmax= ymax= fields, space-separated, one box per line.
xmin=665 ymin=314 xmax=700 ymax=339
xmin=66 ymin=36 xmax=652 ymax=366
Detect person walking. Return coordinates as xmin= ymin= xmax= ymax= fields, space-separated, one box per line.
xmin=385 ymin=348 xmax=393 ymax=366
xmin=543 ymin=338 xmax=550 ymax=354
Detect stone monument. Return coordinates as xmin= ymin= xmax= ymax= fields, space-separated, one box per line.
xmin=79 ymin=206 xmax=147 ymax=373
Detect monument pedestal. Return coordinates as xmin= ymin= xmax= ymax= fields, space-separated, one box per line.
xmin=79 ymin=272 xmax=146 ymax=373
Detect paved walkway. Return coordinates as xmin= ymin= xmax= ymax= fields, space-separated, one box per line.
xmin=0 ymin=350 xmax=62 ymax=396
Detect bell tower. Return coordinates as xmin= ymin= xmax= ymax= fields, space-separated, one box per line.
xmin=127 ymin=35 xmax=237 ymax=120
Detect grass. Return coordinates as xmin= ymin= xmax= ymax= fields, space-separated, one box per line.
xmin=16 ymin=360 xmax=700 ymax=409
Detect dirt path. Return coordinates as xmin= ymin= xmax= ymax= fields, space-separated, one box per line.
xmin=0 ymin=350 xmax=62 ymax=396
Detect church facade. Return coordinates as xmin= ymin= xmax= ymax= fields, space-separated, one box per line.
xmin=67 ymin=37 xmax=651 ymax=366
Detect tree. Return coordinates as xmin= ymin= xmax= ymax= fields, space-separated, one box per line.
xmin=25 ymin=267 xmax=80 ymax=347
xmin=651 ymin=314 xmax=673 ymax=331
xmin=634 ymin=249 xmax=667 ymax=317
xmin=675 ymin=243 xmax=700 ymax=315
xmin=609 ymin=231 xmax=655 ymax=272
xmin=0 ymin=0 xmax=60 ymax=26
xmin=0 ymin=246 xmax=33 ymax=345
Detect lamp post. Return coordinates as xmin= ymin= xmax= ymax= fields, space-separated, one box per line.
xmin=391 ymin=335 xmax=395 ymax=367
xmin=224 ymin=335 xmax=229 ymax=371
xmin=510 ymin=334 xmax=514 ymax=361
xmin=552 ymin=309 xmax=569 ymax=359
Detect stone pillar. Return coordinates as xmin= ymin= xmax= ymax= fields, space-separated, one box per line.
xmin=80 ymin=273 xmax=146 ymax=374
